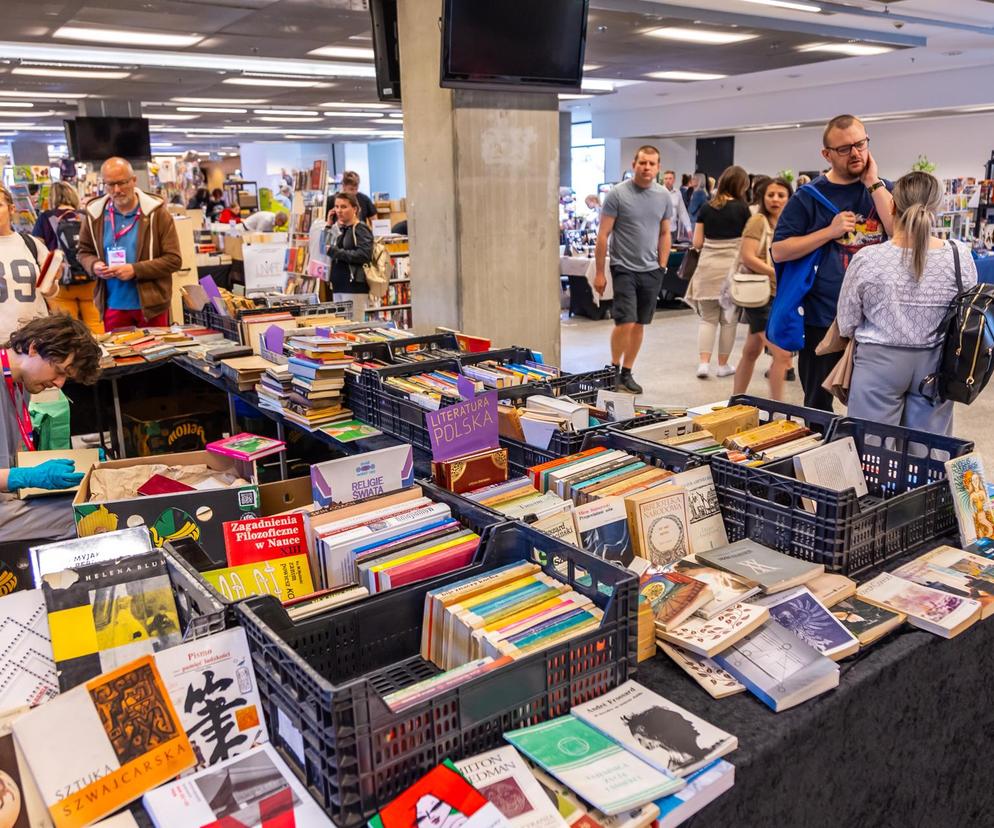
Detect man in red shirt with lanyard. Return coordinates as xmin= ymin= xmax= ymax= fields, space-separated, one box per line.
xmin=0 ymin=315 xmax=102 ymax=548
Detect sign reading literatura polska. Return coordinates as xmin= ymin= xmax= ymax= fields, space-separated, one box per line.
xmin=426 ymin=390 xmax=500 ymax=463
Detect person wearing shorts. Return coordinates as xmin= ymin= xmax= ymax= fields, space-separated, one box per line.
xmin=594 ymin=146 xmax=673 ymax=394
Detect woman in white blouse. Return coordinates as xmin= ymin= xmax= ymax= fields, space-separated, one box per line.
xmin=837 ymin=171 xmax=977 ymax=434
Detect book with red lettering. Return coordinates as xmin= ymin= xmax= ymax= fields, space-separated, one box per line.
xmin=223 ymin=513 xmax=310 ymax=566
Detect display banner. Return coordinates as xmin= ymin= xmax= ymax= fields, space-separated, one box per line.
xmin=426 ymin=390 xmax=500 ymax=463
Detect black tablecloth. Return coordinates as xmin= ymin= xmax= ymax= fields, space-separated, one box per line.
xmin=638 ymin=596 xmax=994 ymax=826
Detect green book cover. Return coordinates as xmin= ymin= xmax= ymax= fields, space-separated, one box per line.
xmin=322 ymin=419 xmax=383 ymax=443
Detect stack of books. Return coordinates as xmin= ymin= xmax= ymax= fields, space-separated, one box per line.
xmin=97 ymin=327 xmax=222 ymax=368
xmin=384 ymin=368 xmax=479 ymax=409
xmin=255 ymin=362 xmax=293 ymax=413
xmin=284 ymin=334 xmax=353 ymax=429
xmin=461 ymin=358 xmax=560 ymax=388
xmin=219 ymin=353 xmax=272 ymax=391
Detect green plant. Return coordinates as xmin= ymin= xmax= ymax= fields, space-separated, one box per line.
xmin=912 ymin=154 xmax=937 ymax=173
xmin=778 ymin=169 xmax=796 ymax=184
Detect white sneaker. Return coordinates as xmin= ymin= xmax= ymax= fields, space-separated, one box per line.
xmin=696 ymin=363 xmax=710 ymax=378
xmin=716 ymin=363 xmax=737 ymax=378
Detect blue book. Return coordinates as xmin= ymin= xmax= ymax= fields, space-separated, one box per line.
xmin=655 ymin=760 xmax=735 ymax=828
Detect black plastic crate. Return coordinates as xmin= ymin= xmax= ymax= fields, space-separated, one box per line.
xmin=235 ymin=521 xmax=636 ymax=826
xmin=711 ymin=416 xmax=974 ymax=574
xmin=348 ymin=333 xmax=461 ymax=368
xmin=183 ymin=306 xmax=241 ymax=342
xmin=343 ymin=372 xmax=377 ymax=426
xmin=161 ymin=543 xmax=231 ymax=638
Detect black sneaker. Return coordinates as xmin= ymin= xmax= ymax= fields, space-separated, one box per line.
xmin=619 ymin=373 xmax=643 ymax=394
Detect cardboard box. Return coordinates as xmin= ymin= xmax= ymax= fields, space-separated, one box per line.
xmin=123 ymin=395 xmax=228 ymax=457
xmin=259 ymin=476 xmax=312 ymax=517
xmin=72 ymin=450 xmax=260 ymax=559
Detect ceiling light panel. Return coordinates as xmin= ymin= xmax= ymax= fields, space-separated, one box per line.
xmin=741 ymin=0 xmax=821 ymax=11
xmin=252 ymin=109 xmax=319 ymax=116
xmin=54 ymin=26 xmax=204 ymax=48
xmin=223 ymin=78 xmax=327 ymax=88
xmin=323 ymin=111 xmax=380 ymax=118
xmin=144 ymin=113 xmax=199 ymax=121
xmin=320 ymin=101 xmax=392 ymax=109
xmin=0 ymin=91 xmax=88 ymax=99
xmin=646 ymin=27 xmax=758 ymax=45
xmin=176 ymin=106 xmax=247 ymax=113
xmin=172 ymin=97 xmax=267 ymax=105
xmin=255 ymin=116 xmax=324 ymax=122
xmin=12 ymin=67 xmax=130 ymax=79
xmin=0 ymin=110 xmax=53 ymax=118
xmin=308 ymin=46 xmax=375 ymax=60
xmin=798 ymin=42 xmax=893 ymax=56
xmin=646 ymin=70 xmax=728 ymax=81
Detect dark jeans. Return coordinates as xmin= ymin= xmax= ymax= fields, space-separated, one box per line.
xmin=798 ymin=324 xmax=841 ymax=411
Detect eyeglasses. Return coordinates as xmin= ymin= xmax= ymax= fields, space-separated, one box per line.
xmin=825 ymin=137 xmax=869 ymax=156
xmin=104 ymin=179 xmax=134 ymax=189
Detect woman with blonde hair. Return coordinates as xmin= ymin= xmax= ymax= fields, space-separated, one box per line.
xmin=685 ymin=165 xmax=752 ymax=378
xmin=838 ymin=171 xmax=977 ymax=434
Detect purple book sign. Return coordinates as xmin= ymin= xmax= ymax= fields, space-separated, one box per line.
xmin=426 ymin=390 xmax=500 ymax=462
xmin=199 ymin=274 xmax=228 ymax=316
xmin=263 ymin=325 xmax=285 ymax=354
xmin=456 ymin=375 xmax=477 ymax=401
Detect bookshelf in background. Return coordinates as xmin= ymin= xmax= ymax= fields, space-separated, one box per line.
xmin=224 ymin=180 xmax=258 ymax=211
xmin=937 ymin=177 xmax=978 ymax=242
xmin=365 ymin=238 xmax=412 ymax=329
xmin=284 ymin=161 xmax=329 ymax=295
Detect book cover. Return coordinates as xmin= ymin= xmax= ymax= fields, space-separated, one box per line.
xmin=830 ymin=596 xmax=905 ymax=646
xmin=434 ymin=448 xmax=510 ymax=495
xmin=654 ymin=602 xmax=769 ymax=658
xmin=154 ymin=627 xmax=267 ymax=772
xmin=142 ymin=744 xmax=332 ymax=827
xmin=531 ymin=509 xmax=580 ymax=547
xmin=571 ymin=680 xmax=737 ymax=778
xmin=792 ymin=436 xmax=868 ymax=500
xmin=655 ymin=760 xmax=735 ymax=828
xmin=573 ymin=497 xmax=633 ymax=565
xmin=13 ymin=656 xmax=195 ymax=828
xmin=504 ymin=715 xmax=683 ymax=815
xmin=202 ymin=554 xmax=315 ymax=604
xmin=713 ymin=621 xmax=840 ymax=712
xmin=639 ymin=569 xmax=712 ymax=631
xmin=945 ymin=453 xmax=994 ymax=547
xmin=753 ymin=586 xmax=859 ymax=660
xmin=0 ymin=589 xmax=58 ymax=713
xmin=669 ymin=559 xmax=760 ymax=620
xmin=0 ymin=707 xmax=49 ymax=828
xmin=42 ymin=552 xmax=182 ymax=692
xmin=136 ymin=473 xmax=196 ymax=497
xmin=527 ymin=763 xmax=659 ymax=828
xmin=222 ymin=513 xmax=310 ymax=566
xmin=666 ymin=468 xmax=728 ymax=554
xmin=856 ymin=572 xmax=980 ymax=638
xmin=806 ymin=572 xmax=857 ymax=608
xmin=455 ymin=745 xmax=569 ymax=828
xmin=891 ymin=545 xmax=994 ymax=620
xmin=369 ymin=759 xmax=508 ymax=828
xmin=656 ymin=642 xmax=745 ymax=699
xmin=322 ymin=419 xmax=383 ymax=442
xmin=696 ymin=540 xmax=824 ymax=594
xmin=29 ymin=527 xmax=152 ymax=588
xmin=624 ymin=488 xmax=691 ymax=568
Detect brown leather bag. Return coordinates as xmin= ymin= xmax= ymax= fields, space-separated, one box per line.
xmin=822 ymin=338 xmax=855 ymax=404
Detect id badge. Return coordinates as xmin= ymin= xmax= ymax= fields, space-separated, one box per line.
xmin=107 ymin=246 xmax=127 ymax=266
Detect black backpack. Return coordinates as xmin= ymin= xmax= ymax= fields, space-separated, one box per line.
xmin=48 ymin=209 xmax=91 ymax=285
xmin=921 ymin=241 xmax=994 ymax=405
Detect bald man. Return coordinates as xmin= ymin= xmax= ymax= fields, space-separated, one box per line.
xmin=77 ymin=157 xmax=182 ymax=330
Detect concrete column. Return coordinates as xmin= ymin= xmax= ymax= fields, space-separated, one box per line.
xmin=397 ymin=0 xmax=562 ymax=362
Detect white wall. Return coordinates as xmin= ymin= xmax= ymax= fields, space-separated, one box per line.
xmin=618 ymin=137 xmax=696 ymax=181
xmin=343 ymin=143 xmax=370 ymax=192
xmin=734 ymin=113 xmax=994 ymax=181
xmin=367 ymin=139 xmax=406 ymax=199
xmin=238 ymin=141 xmax=335 ymax=192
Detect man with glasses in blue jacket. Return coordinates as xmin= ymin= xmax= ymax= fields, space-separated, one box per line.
xmin=771 ymin=114 xmax=895 ymax=410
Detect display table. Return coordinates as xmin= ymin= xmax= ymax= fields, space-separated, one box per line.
xmin=560 ymin=255 xmax=611 ymax=319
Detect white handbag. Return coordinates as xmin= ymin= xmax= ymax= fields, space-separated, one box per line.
xmin=729 ymin=219 xmax=772 ymax=309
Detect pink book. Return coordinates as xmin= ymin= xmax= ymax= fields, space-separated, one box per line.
xmin=206 ymin=432 xmax=286 ymax=461
xmin=378 ymin=538 xmax=480 ymax=592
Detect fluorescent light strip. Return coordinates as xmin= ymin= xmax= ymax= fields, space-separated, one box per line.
xmin=172 ymin=97 xmax=267 ymax=105
xmin=741 ymin=0 xmax=821 ymax=11
xmin=308 ymin=45 xmax=374 ymax=60
xmin=798 ymin=42 xmax=893 ymax=56
xmin=255 ymin=116 xmax=324 ymax=122
xmin=252 ymin=109 xmax=319 ymax=116
xmin=646 ymin=70 xmax=727 ymax=80
xmin=12 ymin=67 xmax=130 ymax=79
xmin=0 ymin=102 xmax=32 ymax=108
xmin=223 ymin=78 xmax=330 ymax=88
xmin=646 ymin=27 xmax=758 ymax=45
xmin=0 ymin=91 xmax=88 ymax=99
xmin=324 ymin=111 xmax=380 ymax=118
xmin=321 ymin=101 xmax=392 ymax=109
xmin=559 ymin=94 xmax=593 ymax=100
xmin=176 ymin=106 xmax=248 ymax=113
xmin=0 ymin=110 xmax=52 ymax=117
xmin=54 ymin=25 xmax=204 ymax=48
xmin=0 ymin=42 xmax=376 ymax=79
xmin=145 ymin=113 xmax=199 ymax=121
xmin=580 ymin=79 xmax=616 ymax=92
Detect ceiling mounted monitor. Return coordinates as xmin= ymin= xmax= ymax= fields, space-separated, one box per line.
xmin=440 ymin=0 xmax=589 ymax=93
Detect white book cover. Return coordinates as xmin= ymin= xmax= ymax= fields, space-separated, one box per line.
xmin=595 ymin=390 xmax=637 ymax=422
xmin=154 ymin=627 xmax=268 ymax=773
xmin=655 ymin=602 xmax=769 ymax=658
xmin=571 ymin=680 xmax=737 ymax=778
xmin=29 ymin=527 xmax=151 ymax=587
xmin=655 ymin=759 xmax=735 ymax=828
xmin=668 ymin=559 xmax=761 ymax=620
xmin=857 ymin=572 xmax=981 ymax=637
xmin=0 ymin=589 xmax=58 ymax=715
xmin=626 ymin=417 xmax=694 ymax=444
xmin=792 ymin=436 xmax=868 ymax=498
xmin=665 ymin=467 xmax=728 ymax=554
xmin=527 ymin=763 xmax=659 ymax=828
xmin=143 ymin=744 xmax=333 ymax=827
xmin=525 ymin=396 xmax=588 ymax=430
xmin=0 ymin=707 xmax=50 ymax=828
xmin=456 ymin=746 xmax=569 ymax=828
xmin=752 ymin=586 xmax=859 ymax=660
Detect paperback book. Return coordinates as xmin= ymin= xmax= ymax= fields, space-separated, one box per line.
xmin=856 ymin=572 xmax=981 ymax=638
xmin=830 ymin=596 xmax=905 ymax=646
xmin=891 ymin=544 xmax=994 ymax=619
xmin=654 ymin=602 xmax=769 ymax=658
xmin=639 ymin=569 xmax=712 ymax=631
xmin=222 ymin=512 xmax=310 ymax=566
xmin=805 ymin=572 xmax=857 ymax=608
xmin=202 ymin=554 xmax=315 ymax=604
xmin=753 ymin=586 xmax=859 ymax=660
xmin=573 ymin=497 xmax=633 ymax=565
xmin=696 ymin=540 xmax=824 ymax=594
xmin=945 ymin=452 xmax=994 ymax=547
xmin=0 ymin=589 xmax=58 ymax=713
xmin=206 ymin=432 xmax=286 ymax=462
xmin=655 ymin=759 xmax=735 ymax=828
xmin=656 ymin=642 xmax=746 ymax=699
xmin=624 ymin=487 xmax=691 ymax=567
xmin=527 ymin=764 xmax=659 ymax=828
xmin=0 ymin=708 xmax=49 ymax=828
xmin=668 ymin=558 xmax=760 ymax=619
xmin=29 ymin=527 xmax=152 ymax=588
xmin=665 ymin=467 xmax=728 ymax=554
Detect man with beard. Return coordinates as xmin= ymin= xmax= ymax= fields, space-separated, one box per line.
xmin=771 ymin=114 xmax=894 ymax=410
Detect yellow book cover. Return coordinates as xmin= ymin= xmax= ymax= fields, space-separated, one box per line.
xmin=625 ymin=486 xmax=691 ymax=567
xmin=470 ymin=594 xmax=568 ymax=659
xmin=692 ymin=405 xmax=760 ymax=444
xmin=202 ymin=553 xmax=314 ymax=603
xmin=367 ymin=532 xmax=479 ymax=582
xmin=726 ymin=419 xmax=803 ymax=449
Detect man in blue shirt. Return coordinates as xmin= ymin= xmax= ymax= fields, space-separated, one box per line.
xmin=772 ymin=114 xmax=894 ymax=410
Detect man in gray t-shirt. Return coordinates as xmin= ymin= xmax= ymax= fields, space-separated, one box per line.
xmin=595 ymin=145 xmax=673 ymax=394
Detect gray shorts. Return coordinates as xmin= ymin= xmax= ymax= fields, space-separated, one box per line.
xmin=611 ymin=266 xmax=665 ymax=325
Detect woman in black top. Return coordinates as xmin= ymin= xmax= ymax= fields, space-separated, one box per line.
xmin=684 ymin=165 xmax=751 ymax=378
xmin=329 ymin=191 xmax=373 ymax=321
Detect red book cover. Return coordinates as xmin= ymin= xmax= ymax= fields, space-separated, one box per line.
xmin=137 ymin=473 xmax=197 ymax=496
xmin=370 ymin=760 xmax=496 ymax=828
xmin=378 ymin=538 xmax=480 ymax=592
xmin=223 ymin=513 xmax=310 ymax=566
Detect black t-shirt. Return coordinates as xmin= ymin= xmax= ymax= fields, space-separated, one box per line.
xmin=330 ymin=222 xmax=374 ymax=294
xmin=698 ymin=201 xmax=752 ymax=240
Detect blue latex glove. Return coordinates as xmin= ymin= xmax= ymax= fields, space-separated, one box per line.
xmin=8 ymin=459 xmax=84 ymax=491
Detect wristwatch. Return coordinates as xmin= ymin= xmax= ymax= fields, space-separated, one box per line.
xmin=866 ymin=180 xmax=886 ymax=194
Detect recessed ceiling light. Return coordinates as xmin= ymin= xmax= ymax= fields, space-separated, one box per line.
xmin=12 ymin=67 xmax=130 ymax=79
xmin=0 ymin=91 xmax=88 ymax=99
xmin=798 ymin=42 xmax=893 ymax=56
xmin=223 ymin=77 xmax=327 ymax=88
xmin=308 ymin=45 xmax=375 ymax=60
xmin=320 ymin=101 xmax=392 ymax=109
xmin=145 ymin=113 xmax=199 ymax=121
xmin=646 ymin=27 xmax=758 ymax=45
xmin=255 ymin=116 xmax=324 ymax=122
xmin=0 ymin=110 xmax=53 ymax=117
xmin=646 ymin=70 xmax=727 ymax=80
xmin=252 ymin=108 xmax=319 ymax=116
xmin=741 ymin=0 xmax=821 ymax=11
xmin=583 ymin=63 xmax=602 ymax=71
xmin=54 ymin=25 xmax=204 ymax=48
xmin=388 ymin=112 xmax=403 ymax=118
xmin=0 ymin=102 xmax=33 ymax=108
xmin=323 ymin=111 xmax=379 ymax=118
xmin=172 ymin=97 xmax=267 ymax=105
xmin=176 ymin=106 xmax=247 ymax=113
xmin=559 ymin=93 xmax=593 ymax=100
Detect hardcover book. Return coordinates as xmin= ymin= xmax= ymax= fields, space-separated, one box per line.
xmin=665 ymin=467 xmax=728 ymax=554
xmin=668 ymin=558 xmax=760 ymax=620
xmin=573 ymin=497 xmax=633 ymax=565
xmin=856 ymin=572 xmax=981 ymax=638
xmin=527 ymin=764 xmax=659 ymax=828
xmin=713 ymin=621 xmax=841 ymax=712
xmin=154 ymin=627 xmax=267 ymax=773
xmin=656 ymin=642 xmax=746 ymax=699
xmin=0 ymin=589 xmax=58 ymax=713
xmin=892 ymin=545 xmax=994 ymax=619
xmin=945 ymin=453 xmax=994 ymax=547
xmin=222 ymin=512 xmax=310 ymax=566
xmin=624 ymin=487 xmax=691 ymax=567
xmin=206 ymin=432 xmax=286 ymax=461
xmin=696 ymin=540 xmax=824 ymax=594
xmin=142 ymin=744 xmax=332 ymax=828
xmin=433 ymin=447 xmax=510 ymax=495
xmin=42 ymin=552 xmax=182 ymax=692
xmin=504 ymin=715 xmax=683 ymax=815
xmin=29 ymin=527 xmax=152 ymax=588
xmin=13 ymin=656 xmax=195 ymax=828
xmin=455 ymin=745 xmax=569 ymax=828
xmin=830 ymin=596 xmax=905 ymax=646
xmin=639 ymin=569 xmax=712 ymax=631
xmin=571 ymin=680 xmax=737 ymax=777
xmin=654 ymin=602 xmax=769 ymax=658
xmin=753 ymin=586 xmax=859 ymax=660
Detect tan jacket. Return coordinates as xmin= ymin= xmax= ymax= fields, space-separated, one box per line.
xmin=77 ymin=189 xmax=182 ymax=320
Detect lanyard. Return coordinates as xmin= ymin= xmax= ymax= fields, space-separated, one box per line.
xmin=0 ymin=350 xmax=33 ymax=452
xmin=109 ymin=204 xmax=141 ymax=242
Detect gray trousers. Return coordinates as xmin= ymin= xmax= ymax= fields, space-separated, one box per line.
xmin=847 ymin=342 xmax=954 ymax=435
